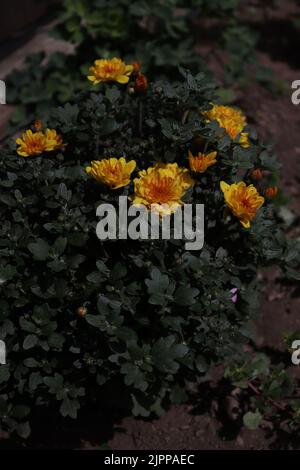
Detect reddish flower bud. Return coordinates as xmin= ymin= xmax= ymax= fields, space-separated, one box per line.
xmin=131 ymin=61 xmax=142 ymax=74
xmin=135 ymin=73 xmax=148 ymax=93
xmin=34 ymin=120 xmax=42 ymax=131
xmin=251 ymin=168 xmax=263 ymax=180
xmin=77 ymin=307 xmax=87 ymax=317
xmin=265 ymin=186 xmax=278 ymax=199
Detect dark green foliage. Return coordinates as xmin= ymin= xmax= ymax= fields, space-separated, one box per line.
xmin=225 ymin=350 xmax=300 ymax=437
xmin=6 ymin=0 xmax=268 ymax=131
xmin=0 ymin=69 xmax=298 ymax=438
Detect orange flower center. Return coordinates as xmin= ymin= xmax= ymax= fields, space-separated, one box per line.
xmin=146 ymin=178 xmax=176 ymax=204
xmin=104 ymin=64 xmax=116 ymax=74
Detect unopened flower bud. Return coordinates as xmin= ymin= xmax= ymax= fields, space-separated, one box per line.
xmin=134 ymin=73 xmax=148 ymax=93
xmin=131 ymin=61 xmax=142 ymax=74
xmin=265 ymin=186 xmax=278 ymax=199
xmin=77 ymin=307 xmax=87 ymax=317
xmin=34 ymin=120 xmax=42 ymax=131
xmin=251 ymin=168 xmax=263 ymax=180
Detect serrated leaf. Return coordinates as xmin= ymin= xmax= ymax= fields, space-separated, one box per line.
xmin=60 ymin=397 xmax=79 ymax=419
xmin=174 ymin=286 xmax=199 ymax=306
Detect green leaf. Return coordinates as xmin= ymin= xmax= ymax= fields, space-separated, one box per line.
xmin=131 ymin=395 xmax=150 ymax=417
xmin=11 ymin=405 xmax=30 ymax=419
xmin=0 ymin=265 xmax=17 ymax=282
xmin=195 ymin=355 xmax=209 ymax=373
xmin=48 ymin=332 xmax=65 ymax=349
xmin=170 ymin=384 xmax=188 ymax=404
xmin=243 ymin=410 xmax=262 ymax=430
xmin=29 ymin=372 xmax=43 ymax=390
xmin=284 ymin=268 xmax=300 ymax=281
xmin=105 ymin=86 xmax=121 ymax=103
xmin=28 ymin=239 xmax=50 ymax=261
xmin=57 ymin=183 xmax=72 ymax=201
xmin=0 ymin=366 xmax=10 ymax=384
xmin=86 ymin=271 xmax=104 ymax=284
xmin=23 ymin=335 xmax=38 ymax=350
xmin=53 ymin=237 xmax=67 ymax=256
xmin=44 ymin=374 xmax=64 ymax=392
xmin=53 ymin=103 xmax=79 ymax=127
xmin=24 ymin=358 xmax=39 ymax=368
xmin=116 ymin=326 xmax=137 ymax=343
xmin=174 ymin=286 xmax=199 ymax=306
xmin=17 ymin=422 xmax=31 ymax=439
xmin=111 ymin=262 xmax=127 ymax=281
xmin=96 ymin=260 xmax=110 ymax=277
xmin=145 ymin=268 xmax=171 ymax=306
xmin=152 ymin=336 xmax=188 ymax=373
xmin=0 ymin=194 xmax=16 ymax=206
xmin=60 ymin=397 xmax=80 ymax=419
xmin=121 ymin=363 xmax=148 ymax=391
xmin=99 ymin=118 xmax=118 ymax=137
xmin=85 ymin=314 xmax=104 ymax=328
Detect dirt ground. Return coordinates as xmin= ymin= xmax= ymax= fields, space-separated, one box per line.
xmin=0 ymin=3 xmax=300 ymax=450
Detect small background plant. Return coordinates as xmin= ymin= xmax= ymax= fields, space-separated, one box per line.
xmin=5 ymin=0 xmax=282 ymax=133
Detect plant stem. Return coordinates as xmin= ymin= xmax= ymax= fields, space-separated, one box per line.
xmin=247 ymin=380 xmax=287 ymax=413
xmin=182 ymin=109 xmax=189 ymax=125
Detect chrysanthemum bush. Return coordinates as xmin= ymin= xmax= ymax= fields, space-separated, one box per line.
xmin=0 ymin=60 xmax=299 ymax=439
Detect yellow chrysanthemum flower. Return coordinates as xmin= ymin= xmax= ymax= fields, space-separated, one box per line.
xmin=44 ymin=129 xmax=66 ymax=152
xmin=16 ymin=130 xmax=47 ymax=157
xmin=87 ymin=58 xmax=133 ymax=85
xmin=131 ymin=163 xmax=194 ymax=215
xmin=85 ymin=157 xmax=136 ymax=189
xmin=16 ymin=129 xmax=66 ymax=157
xmin=188 ymin=150 xmax=217 ymax=173
xmin=220 ymin=181 xmax=264 ymax=228
xmin=203 ymin=104 xmax=250 ymax=148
